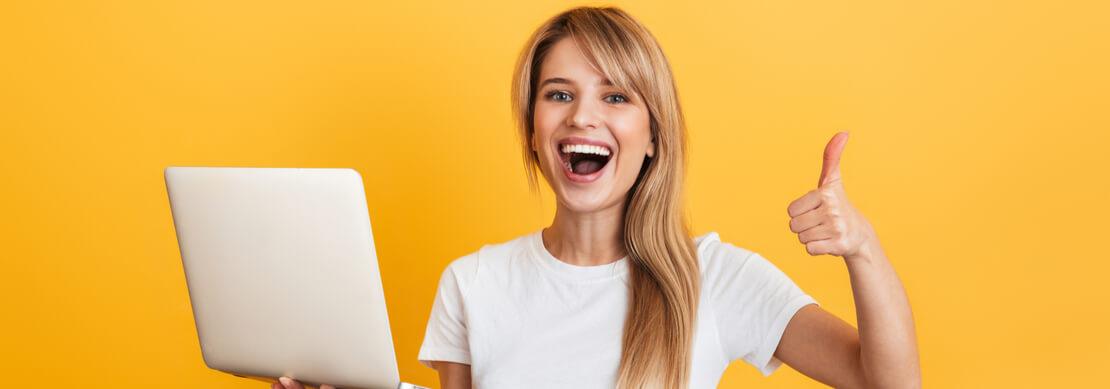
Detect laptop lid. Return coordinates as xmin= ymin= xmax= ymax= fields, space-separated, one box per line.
xmin=165 ymin=166 xmax=401 ymax=389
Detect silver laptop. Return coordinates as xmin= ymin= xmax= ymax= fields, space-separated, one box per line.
xmin=165 ymin=166 xmax=425 ymax=389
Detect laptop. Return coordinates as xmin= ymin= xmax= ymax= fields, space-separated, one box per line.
xmin=165 ymin=166 xmax=426 ymax=389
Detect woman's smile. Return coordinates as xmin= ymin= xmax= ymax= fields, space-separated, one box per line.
xmin=555 ymin=136 xmax=615 ymax=183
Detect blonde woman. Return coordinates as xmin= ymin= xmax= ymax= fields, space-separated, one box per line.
xmin=278 ymin=6 xmax=919 ymax=389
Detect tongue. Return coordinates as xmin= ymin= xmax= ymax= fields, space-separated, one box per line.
xmin=572 ymin=159 xmax=604 ymax=175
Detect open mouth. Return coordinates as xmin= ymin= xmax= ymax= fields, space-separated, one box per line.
xmin=558 ymin=142 xmax=613 ymax=177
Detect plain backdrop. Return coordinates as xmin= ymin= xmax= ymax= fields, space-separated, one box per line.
xmin=1 ymin=0 xmax=1107 ymax=387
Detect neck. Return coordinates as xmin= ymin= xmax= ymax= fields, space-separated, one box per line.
xmin=542 ymin=200 xmax=627 ymax=266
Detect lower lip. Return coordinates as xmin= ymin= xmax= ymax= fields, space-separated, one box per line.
xmin=560 ymin=155 xmax=611 ymax=184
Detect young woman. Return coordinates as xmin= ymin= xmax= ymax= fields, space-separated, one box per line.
xmin=277 ymin=6 xmax=919 ymax=389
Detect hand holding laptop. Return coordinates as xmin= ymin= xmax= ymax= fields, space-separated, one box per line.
xmin=276 ymin=376 xmax=335 ymax=389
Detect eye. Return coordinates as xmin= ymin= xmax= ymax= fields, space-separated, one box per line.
xmin=604 ymin=94 xmax=629 ymax=104
xmin=544 ymin=90 xmax=573 ymax=102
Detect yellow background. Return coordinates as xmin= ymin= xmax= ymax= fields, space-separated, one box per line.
xmin=2 ymin=0 xmax=1107 ymax=387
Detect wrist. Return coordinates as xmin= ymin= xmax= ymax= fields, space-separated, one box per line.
xmin=845 ymin=235 xmax=884 ymax=267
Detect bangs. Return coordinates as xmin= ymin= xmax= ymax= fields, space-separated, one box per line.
xmin=564 ymin=19 xmax=652 ymax=103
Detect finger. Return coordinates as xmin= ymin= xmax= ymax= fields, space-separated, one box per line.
xmin=789 ymin=206 xmax=825 ymax=233
xmin=805 ymin=239 xmax=838 ymax=256
xmin=279 ymin=377 xmax=305 ymax=389
xmin=272 ymin=384 xmax=282 ymax=389
xmin=787 ymin=189 xmax=822 ymax=218
xmin=798 ymin=224 xmax=834 ymax=244
xmin=818 ymin=131 xmax=849 ymax=188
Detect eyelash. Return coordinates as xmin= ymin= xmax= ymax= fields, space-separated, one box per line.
xmin=543 ymin=90 xmax=630 ymax=104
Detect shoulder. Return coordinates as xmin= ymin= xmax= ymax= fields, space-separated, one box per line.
xmin=695 ymin=231 xmax=791 ymax=296
xmin=439 ymin=231 xmax=536 ymax=294
xmin=694 ymin=231 xmax=759 ymax=276
xmin=693 ymin=232 xmax=816 ymax=368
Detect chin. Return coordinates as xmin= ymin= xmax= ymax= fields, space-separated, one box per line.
xmin=555 ymin=187 xmax=620 ymax=213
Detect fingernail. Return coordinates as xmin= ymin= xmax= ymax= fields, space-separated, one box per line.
xmin=279 ymin=377 xmax=293 ymax=387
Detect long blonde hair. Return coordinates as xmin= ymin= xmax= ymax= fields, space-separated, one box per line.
xmin=510 ymin=7 xmax=700 ymax=389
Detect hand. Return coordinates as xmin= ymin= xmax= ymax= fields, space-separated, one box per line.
xmin=274 ymin=376 xmax=336 ymax=389
xmin=786 ymin=132 xmax=878 ymax=261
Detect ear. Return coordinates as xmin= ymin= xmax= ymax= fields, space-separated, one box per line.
xmin=646 ymin=137 xmax=656 ymax=158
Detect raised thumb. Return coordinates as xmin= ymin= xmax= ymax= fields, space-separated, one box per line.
xmin=818 ymin=131 xmax=849 ymax=188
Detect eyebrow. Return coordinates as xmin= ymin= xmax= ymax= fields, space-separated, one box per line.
xmin=539 ymin=77 xmax=614 ymax=87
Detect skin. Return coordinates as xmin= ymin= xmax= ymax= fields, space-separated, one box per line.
xmin=280 ymin=37 xmax=921 ymax=389
xmin=778 ymin=132 xmax=922 ymax=388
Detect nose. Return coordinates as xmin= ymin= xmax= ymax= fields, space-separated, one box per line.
xmin=567 ymin=98 xmax=602 ymax=131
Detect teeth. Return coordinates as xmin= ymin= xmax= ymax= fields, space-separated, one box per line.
xmin=560 ymin=143 xmax=611 ymax=156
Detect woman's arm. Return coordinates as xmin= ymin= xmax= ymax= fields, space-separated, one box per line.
xmin=843 ymin=240 xmax=920 ymax=387
xmin=775 ymin=241 xmax=921 ymax=388
xmin=777 ymin=132 xmax=921 ymax=388
xmin=430 ymin=361 xmax=472 ymax=389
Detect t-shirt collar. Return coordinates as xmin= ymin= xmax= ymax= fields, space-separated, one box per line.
xmin=529 ymin=229 xmax=630 ymax=281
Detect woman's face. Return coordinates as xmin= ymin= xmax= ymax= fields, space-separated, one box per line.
xmin=532 ymin=37 xmax=654 ymax=213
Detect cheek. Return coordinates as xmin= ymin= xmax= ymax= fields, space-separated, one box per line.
xmin=531 ymin=105 xmax=564 ymax=170
xmin=611 ymin=111 xmax=652 ymax=155
xmin=533 ymin=104 xmax=565 ymax=136
xmin=612 ymin=112 xmax=652 ymax=182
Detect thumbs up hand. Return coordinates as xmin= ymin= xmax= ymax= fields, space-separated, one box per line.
xmin=787 ymin=132 xmax=878 ymax=261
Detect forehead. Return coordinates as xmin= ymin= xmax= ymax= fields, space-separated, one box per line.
xmin=539 ymin=37 xmax=608 ymax=86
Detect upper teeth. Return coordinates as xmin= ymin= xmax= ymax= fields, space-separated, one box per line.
xmin=561 ymin=144 xmax=611 ymax=156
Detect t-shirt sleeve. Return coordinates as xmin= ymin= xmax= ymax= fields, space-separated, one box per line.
xmin=704 ymin=240 xmax=818 ymax=377
xmin=417 ymin=253 xmax=478 ymax=368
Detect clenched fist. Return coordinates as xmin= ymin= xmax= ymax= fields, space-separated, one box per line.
xmin=787 ymin=132 xmax=878 ymax=261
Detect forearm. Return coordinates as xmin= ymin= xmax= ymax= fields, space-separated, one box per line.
xmin=433 ymin=361 xmax=472 ymax=389
xmin=844 ymin=238 xmax=921 ymax=388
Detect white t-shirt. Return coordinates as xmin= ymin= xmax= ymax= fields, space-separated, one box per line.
xmin=418 ymin=230 xmax=818 ymax=389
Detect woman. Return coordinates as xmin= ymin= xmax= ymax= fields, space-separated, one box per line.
xmin=278 ymin=5 xmax=919 ymax=389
